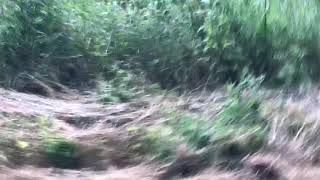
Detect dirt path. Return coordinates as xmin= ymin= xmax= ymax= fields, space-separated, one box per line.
xmin=0 ymin=88 xmax=155 ymax=132
xmin=0 ymin=88 xmax=247 ymax=180
xmin=1 ymin=88 xmax=320 ymax=180
xmin=0 ymin=88 xmax=162 ymax=179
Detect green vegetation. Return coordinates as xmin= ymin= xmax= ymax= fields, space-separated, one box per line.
xmin=1 ymin=0 xmax=320 ymax=89
xmin=0 ymin=0 xmax=94 ymax=86
xmin=98 ymin=69 xmax=138 ymax=103
xmin=97 ymin=69 xmax=163 ymax=103
xmin=42 ymin=137 xmax=79 ymax=169
xmin=211 ymin=76 xmax=269 ymax=158
xmin=134 ymin=77 xmax=268 ymax=166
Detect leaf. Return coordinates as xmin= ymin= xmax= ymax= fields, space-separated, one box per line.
xmin=16 ymin=140 xmax=29 ymax=149
xmin=127 ymin=126 xmax=139 ymax=132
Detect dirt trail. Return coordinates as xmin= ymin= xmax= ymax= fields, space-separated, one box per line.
xmin=0 ymin=88 xmax=162 ymax=179
xmin=1 ymin=88 xmax=320 ymax=180
xmin=0 ymin=88 xmax=154 ymax=131
xmin=0 ymin=88 xmax=245 ymax=180
xmin=0 ymin=88 xmax=103 ymax=120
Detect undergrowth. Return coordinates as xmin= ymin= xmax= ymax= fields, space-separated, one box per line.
xmin=42 ymin=137 xmax=80 ymax=169
xmin=1 ymin=0 xmax=320 ymax=89
xmin=133 ymin=76 xmax=269 ymax=166
xmin=98 ymin=68 xmax=162 ymax=103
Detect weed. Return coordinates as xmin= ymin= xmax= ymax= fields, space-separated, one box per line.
xmin=42 ymin=137 xmax=79 ymax=169
xmin=135 ymin=75 xmax=268 ymax=166
xmin=98 ymin=68 xmax=163 ymax=103
xmin=134 ymin=125 xmax=181 ymax=161
xmin=98 ymin=69 xmax=138 ymax=103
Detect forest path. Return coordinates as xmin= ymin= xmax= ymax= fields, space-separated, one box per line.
xmin=1 ymin=88 xmax=320 ymax=180
xmin=0 ymin=88 xmax=162 ymax=180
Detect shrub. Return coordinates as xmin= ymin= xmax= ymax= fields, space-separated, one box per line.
xmin=132 ymin=125 xmax=181 ymax=161
xmin=42 ymin=137 xmax=79 ymax=169
xmin=0 ymin=0 xmax=99 ymax=87
xmin=98 ymin=74 xmax=136 ymax=103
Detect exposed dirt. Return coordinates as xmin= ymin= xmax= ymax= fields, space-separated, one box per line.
xmin=0 ymin=88 xmax=320 ymax=179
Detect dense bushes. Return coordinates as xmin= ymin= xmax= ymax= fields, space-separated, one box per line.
xmin=78 ymin=0 xmax=320 ymax=88
xmin=87 ymin=0 xmax=320 ymax=88
xmin=0 ymin=0 xmax=98 ymax=87
xmin=1 ymin=0 xmax=320 ymax=89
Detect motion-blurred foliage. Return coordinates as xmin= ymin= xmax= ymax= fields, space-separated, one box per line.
xmin=134 ymin=76 xmax=268 ymax=163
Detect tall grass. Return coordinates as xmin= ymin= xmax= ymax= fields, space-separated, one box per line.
xmin=93 ymin=0 xmax=320 ymax=88
xmin=1 ymin=0 xmax=320 ymax=88
xmin=0 ymin=0 xmax=98 ymax=87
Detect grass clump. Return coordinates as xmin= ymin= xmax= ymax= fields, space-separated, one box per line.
xmin=213 ymin=76 xmax=268 ymax=147
xmin=210 ymin=75 xmax=269 ymax=158
xmin=98 ymin=69 xmax=137 ymax=103
xmin=135 ymin=76 xmax=269 ymax=166
xmin=136 ymin=125 xmax=181 ymax=161
xmin=98 ymin=68 xmax=163 ymax=103
xmin=42 ymin=137 xmax=79 ymax=169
